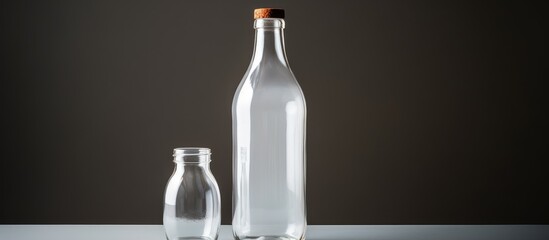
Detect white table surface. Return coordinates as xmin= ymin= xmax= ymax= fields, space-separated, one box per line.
xmin=1 ymin=225 xmax=548 ymax=240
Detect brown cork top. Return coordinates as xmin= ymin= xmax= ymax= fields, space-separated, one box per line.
xmin=254 ymin=8 xmax=285 ymax=19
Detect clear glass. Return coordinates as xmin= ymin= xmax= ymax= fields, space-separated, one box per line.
xmin=232 ymin=18 xmax=307 ymax=240
xmin=163 ymin=148 xmax=221 ymax=240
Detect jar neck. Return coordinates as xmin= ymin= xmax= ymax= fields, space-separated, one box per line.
xmin=251 ymin=18 xmax=289 ymax=67
xmin=174 ymin=157 xmax=210 ymax=173
xmin=173 ymin=155 xmax=210 ymax=164
xmin=174 ymin=162 xmax=210 ymax=172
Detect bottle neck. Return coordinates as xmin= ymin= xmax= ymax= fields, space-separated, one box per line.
xmin=251 ymin=18 xmax=289 ymax=66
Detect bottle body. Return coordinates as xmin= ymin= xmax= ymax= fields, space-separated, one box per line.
xmin=232 ymin=17 xmax=306 ymax=240
xmin=164 ymin=148 xmax=221 ymax=240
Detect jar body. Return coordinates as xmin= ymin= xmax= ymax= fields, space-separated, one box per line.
xmin=163 ymin=148 xmax=221 ymax=240
xmin=232 ymin=18 xmax=307 ymax=240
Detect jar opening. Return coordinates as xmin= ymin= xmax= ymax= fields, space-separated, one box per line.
xmin=173 ymin=147 xmax=211 ymax=156
xmin=173 ymin=147 xmax=211 ymax=163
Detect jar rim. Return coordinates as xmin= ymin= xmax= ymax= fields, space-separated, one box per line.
xmin=173 ymin=147 xmax=211 ymax=156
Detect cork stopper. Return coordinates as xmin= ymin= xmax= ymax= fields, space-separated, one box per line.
xmin=254 ymin=8 xmax=285 ymax=19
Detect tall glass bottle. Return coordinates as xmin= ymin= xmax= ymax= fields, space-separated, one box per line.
xmin=232 ymin=8 xmax=307 ymax=240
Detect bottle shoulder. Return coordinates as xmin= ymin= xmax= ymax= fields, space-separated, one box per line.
xmin=237 ymin=61 xmax=303 ymax=91
xmin=232 ymin=58 xmax=306 ymax=110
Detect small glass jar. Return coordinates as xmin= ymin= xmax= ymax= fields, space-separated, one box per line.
xmin=163 ymin=148 xmax=221 ymax=240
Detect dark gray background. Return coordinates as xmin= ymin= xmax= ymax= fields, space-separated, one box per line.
xmin=1 ymin=0 xmax=547 ymax=224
